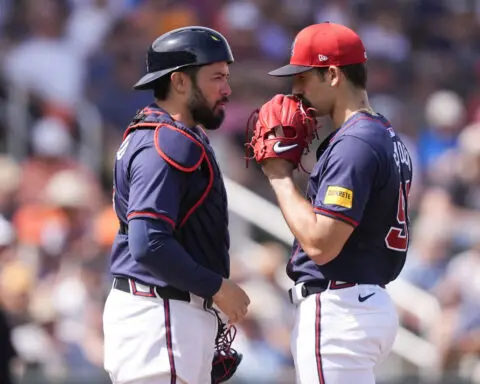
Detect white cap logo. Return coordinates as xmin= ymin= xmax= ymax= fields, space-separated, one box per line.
xmin=318 ymin=55 xmax=329 ymax=62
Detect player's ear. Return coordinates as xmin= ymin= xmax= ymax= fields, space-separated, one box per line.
xmin=170 ymin=72 xmax=190 ymax=95
xmin=328 ymin=66 xmax=340 ymax=87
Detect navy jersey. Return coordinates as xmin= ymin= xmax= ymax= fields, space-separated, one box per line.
xmin=110 ymin=104 xmax=229 ymax=289
xmin=288 ymin=111 xmax=413 ymax=285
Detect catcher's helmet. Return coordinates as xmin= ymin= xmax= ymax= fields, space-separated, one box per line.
xmin=133 ymin=26 xmax=234 ymax=90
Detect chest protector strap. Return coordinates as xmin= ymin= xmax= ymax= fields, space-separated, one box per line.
xmin=123 ymin=106 xmax=214 ymax=229
xmin=124 ymin=107 xmax=205 ymax=172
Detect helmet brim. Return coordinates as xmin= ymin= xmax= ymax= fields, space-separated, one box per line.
xmin=133 ymin=68 xmax=175 ymax=90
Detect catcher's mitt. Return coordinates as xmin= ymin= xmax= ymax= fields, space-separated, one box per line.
xmin=245 ymin=94 xmax=318 ymax=169
xmin=211 ymin=310 xmax=242 ymax=384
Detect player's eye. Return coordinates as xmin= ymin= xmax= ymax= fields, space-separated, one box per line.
xmin=212 ymin=73 xmax=229 ymax=80
xmin=294 ymin=74 xmax=305 ymax=83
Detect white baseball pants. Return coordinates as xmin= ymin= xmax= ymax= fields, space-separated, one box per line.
xmin=291 ymin=283 xmax=398 ymax=384
xmin=103 ymin=284 xmax=218 ymax=384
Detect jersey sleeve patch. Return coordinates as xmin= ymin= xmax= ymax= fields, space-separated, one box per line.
xmin=154 ymin=124 xmax=205 ymax=172
xmin=323 ymin=186 xmax=353 ymax=208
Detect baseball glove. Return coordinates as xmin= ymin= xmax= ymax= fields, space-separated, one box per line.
xmin=245 ymin=94 xmax=318 ymax=168
xmin=211 ymin=310 xmax=242 ymax=384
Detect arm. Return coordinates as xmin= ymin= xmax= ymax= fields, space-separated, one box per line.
xmin=263 ymin=136 xmax=380 ymax=265
xmin=127 ymin=145 xmax=222 ymax=297
xmin=268 ymin=176 xmax=354 ymax=264
xmin=128 ymin=219 xmax=222 ymax=297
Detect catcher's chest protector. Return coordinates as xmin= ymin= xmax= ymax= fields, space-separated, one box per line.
xmin=124 ymin=106 xmax=230 ymax=278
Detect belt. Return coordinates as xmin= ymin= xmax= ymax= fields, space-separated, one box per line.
xmin=119 ymin=222 xmax=128 ymax=234
xmin=288 ymin=280 xmax=357 ymax=305
xmin=113 ymin=277 xmax=213 ymax=309
xmin=288 ymin=280 xmax=385 ymax=305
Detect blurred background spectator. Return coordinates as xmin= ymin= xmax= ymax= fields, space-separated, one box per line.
xmin=1 ymin=0 xmax=480 ymax=383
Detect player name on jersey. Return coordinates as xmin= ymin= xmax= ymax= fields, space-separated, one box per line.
xmin=393 ymin=141 xmax=411 ymax=172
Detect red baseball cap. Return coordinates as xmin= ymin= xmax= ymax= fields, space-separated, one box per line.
xmin=269 ymin=22 xmax=367 ymax=77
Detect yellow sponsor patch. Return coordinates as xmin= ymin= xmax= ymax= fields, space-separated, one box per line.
xmin=324 ymin=186 xmax=353 ymax=208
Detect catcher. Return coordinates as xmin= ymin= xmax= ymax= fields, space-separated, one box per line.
xmin=246 ymin=22 xmax=413 ymax=383
xmin=103 ymin=26 xmax=247 ymax=384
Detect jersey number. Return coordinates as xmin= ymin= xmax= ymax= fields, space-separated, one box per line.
xmin=385 ymin=181 xmax=411 ymax=252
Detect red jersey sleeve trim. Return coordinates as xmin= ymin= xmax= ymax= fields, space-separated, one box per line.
xmin=127 ymin=211 xmax=176 ymax=229
xmin=314 ymin=207 xmax=358 ymax=227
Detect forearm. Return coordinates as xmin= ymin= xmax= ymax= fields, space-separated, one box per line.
xmin=128 ymin=219 xmax=223 ymax=297
xmin=269 ymin=176 xmax=319 ymax=252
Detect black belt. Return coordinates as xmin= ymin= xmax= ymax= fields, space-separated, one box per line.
xmin=113 ymin=277 xmax=213 ymax=309
xmin=302 ymin=280 xmax=330 ymax=294
xmin=113 ymin=276 xmax=190 ymax=302
xmin=119 ymin=222 xmax=128 ymax=234
xmin=288 ymin=281 xmax=326 ymax=305
xmin=288 ymin=280 xmax=385 ymax=304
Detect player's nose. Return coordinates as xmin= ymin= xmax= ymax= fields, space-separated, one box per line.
xmin=221 ymin=81 xmax=232 ymax=98
xmin=292 ymin=75 xmax=304 ymax=95
xmin=292 ymin=86 xmax=304 ymax=97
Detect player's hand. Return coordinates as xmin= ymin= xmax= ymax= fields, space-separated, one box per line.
xmin=261 ymin=157 xmax=295 ymax=180
xmin=212 ymin=279 xmax=250 ymax=324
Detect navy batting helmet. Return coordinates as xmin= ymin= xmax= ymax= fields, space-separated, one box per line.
xmin=133 ymin=26 xmax=234 ymax=90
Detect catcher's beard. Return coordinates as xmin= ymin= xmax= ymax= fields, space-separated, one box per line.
xmin=188 ymin=84 xmax=227 ymax=130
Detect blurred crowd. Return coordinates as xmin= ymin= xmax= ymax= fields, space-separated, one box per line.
xmin=0 ymin=0 xmax=480 ymax=383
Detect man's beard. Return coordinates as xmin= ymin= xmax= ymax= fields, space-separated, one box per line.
xmin=188 ymin=84 xmax=228 ymax=130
